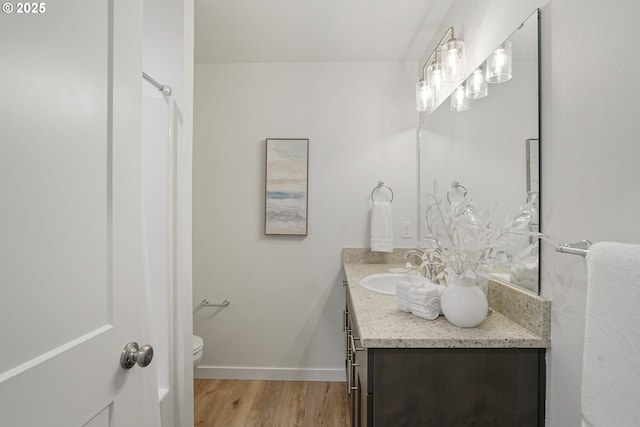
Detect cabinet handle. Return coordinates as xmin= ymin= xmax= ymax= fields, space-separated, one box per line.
xmin=349 ymin=359 xmax=358 ymax=393
xmin=347 ymin=357 xmax=352 ymax=395
xmin=350 ymin=335 xmax=365 ymax=352
xmin=342 ymin=280 xmax=348 ymax=287
xmin=343 ymin=309 xmax=351 ymax=333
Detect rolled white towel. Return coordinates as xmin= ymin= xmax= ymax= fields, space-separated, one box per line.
xmin=410 ymin=304 xmax=441 ymax=320
xmin=410 ymin=284 xmax=445 ymax=320
xmin=396 ymin=279 xmax=427 ymax=312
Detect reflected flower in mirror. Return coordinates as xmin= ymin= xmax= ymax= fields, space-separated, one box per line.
xmin=420 ymin=180 xmax=541 ymax=284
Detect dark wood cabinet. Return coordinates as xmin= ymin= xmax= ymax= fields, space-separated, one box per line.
xmin=345 ymin=290 xmax=545 ymax=427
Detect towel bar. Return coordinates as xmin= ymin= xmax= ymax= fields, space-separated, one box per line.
xmin=371 ymin=181 xmax=394 ymax=203
xmin=555 ymin=240 xmax=592 ymax=257
xmin=201 ymin=298 xmax=231 ymax=307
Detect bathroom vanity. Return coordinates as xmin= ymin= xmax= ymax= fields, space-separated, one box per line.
xmin=343 ymin=250 xmax=550 ymax=427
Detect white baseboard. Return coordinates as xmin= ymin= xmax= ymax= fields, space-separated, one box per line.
xmin=195 ymin=365 xmax=346 ymax=382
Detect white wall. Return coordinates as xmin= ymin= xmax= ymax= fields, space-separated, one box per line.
xmin=193 ymin=62 xmax=418 ymax=380
xmin=540 ymin=1 xmax=640 ymax=425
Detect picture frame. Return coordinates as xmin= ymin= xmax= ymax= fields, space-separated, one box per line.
xmin=265 ymin=138 xmax=309 ymax=236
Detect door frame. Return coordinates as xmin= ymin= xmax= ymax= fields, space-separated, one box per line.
xmin=175 ymin=2 xmax=194 ymax=426
xmin=144 ymin=0 xmax=195 ymax=424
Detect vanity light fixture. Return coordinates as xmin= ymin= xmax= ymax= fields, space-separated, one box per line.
xmin=427 ymin=52 xmax=444 ymax=96
xmin=451 ymin=84 xmax=470 ymax=112
xmin=415 ymin=26 xmax=465 ymax=111
xmin=486 ymin=40 xmax=513 ymax=83
xmin=415 ymin=80 xmax=434 ymax=112
xmin=465 ymin=66 xmax=488 ymax=99
xmin=441 ymin=33 xmax=465 ymax=83
xmin=416 ymin=53 xmax=443 ymax=112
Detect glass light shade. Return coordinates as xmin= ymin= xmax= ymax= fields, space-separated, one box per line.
xmin=426 ymin=61 xmax=443 ymax=97
xmin=442 ymin=37 xmax=465 ymax=83
xmin=416 ymin=80 xmax=434 ymax=112
xmin=451 ymin=85 xmax=470 ymax=112
xmin=486 ymin=40 xmax=512 ymax=83
xmin=465 ymin=66 xmax=488 ymax=99
xmin=461 ymin=205 xmax=480 ymax=227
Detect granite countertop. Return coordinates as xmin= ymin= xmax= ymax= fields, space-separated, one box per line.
xmin=344 ymin=262 xmax=550 ymax=349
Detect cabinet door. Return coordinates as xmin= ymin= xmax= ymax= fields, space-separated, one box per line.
xmin=371 ymin=348 xmax=543 ymax=426
xmin=354 ymin=344 xmax=370 ymax=427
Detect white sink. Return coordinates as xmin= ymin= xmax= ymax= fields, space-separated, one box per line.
xmin=359 ymin=273 xmax=427 ymax=295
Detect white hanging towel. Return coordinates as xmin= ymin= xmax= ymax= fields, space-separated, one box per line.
xmin=370 ymin=201 xmax=393 ymax=253
xmin=582 ymin=242 xmax=640 ymax=427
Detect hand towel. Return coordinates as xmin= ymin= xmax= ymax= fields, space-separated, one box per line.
xmin=582 ymin=242 xmax=640 ymax=427
xmin=370 ymin=201 xmax=393 ymax=253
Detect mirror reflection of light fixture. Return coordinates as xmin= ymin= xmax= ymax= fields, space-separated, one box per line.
xmin=451 ymin=84 xmax=470 ymax=112
xmin=415 ymin=26 xmax=464 ymax=111
xmin=486 ymin=40 xmax=512 ymax=83
xmin=465 ymin=66 xmax=488 ymax=99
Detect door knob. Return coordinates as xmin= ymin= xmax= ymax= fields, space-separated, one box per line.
xmin=120 ymin=342 xmax=154 ymax=369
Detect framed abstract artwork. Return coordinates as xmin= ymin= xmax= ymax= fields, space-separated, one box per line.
xmin=265 ymin=138 xmax=309 ymax=236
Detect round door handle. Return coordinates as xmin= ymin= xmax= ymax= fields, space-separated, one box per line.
xmin=120 ymin=342 xmax=154 ymax=369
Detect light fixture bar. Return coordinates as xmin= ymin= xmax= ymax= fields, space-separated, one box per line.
xmin=418 ymin=26 xmax=455 ymax=82
xmin=416 ymin=26 xmax=466 ymax=112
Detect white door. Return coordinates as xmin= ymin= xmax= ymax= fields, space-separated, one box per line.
xmin=0 ymin=1 xmax=157 ymax=425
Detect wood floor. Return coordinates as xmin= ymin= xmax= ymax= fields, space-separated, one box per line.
xmin=194 ymin=379 xmax=350 ymax=427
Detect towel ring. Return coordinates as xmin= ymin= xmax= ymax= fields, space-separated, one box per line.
xmin=446 ymin=180 xmax=468 ymax=205
xmin=371 ymin=181 xmax=394 ymax=203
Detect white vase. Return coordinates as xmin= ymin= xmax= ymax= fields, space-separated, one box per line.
xmin=441 ymin=273 xmax=488 ymax=328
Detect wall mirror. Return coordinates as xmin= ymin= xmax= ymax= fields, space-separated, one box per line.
xmin=418 ymin=10 xmax=540 ymax=293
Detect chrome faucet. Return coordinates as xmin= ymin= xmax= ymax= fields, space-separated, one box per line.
xmin=403 ymin=250 xmax=426 ymax=276
xmin=403 ymin=249 xmax=439 ymax=283
xmin=403 ymin=250 xmax=425 ymax=264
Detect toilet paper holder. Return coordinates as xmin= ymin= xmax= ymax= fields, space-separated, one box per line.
xmin=201 ymin=298 xmax=231 ymax=307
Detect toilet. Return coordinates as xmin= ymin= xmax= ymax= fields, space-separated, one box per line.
xmin=193 ymin=335 xmax=204 ymax=371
